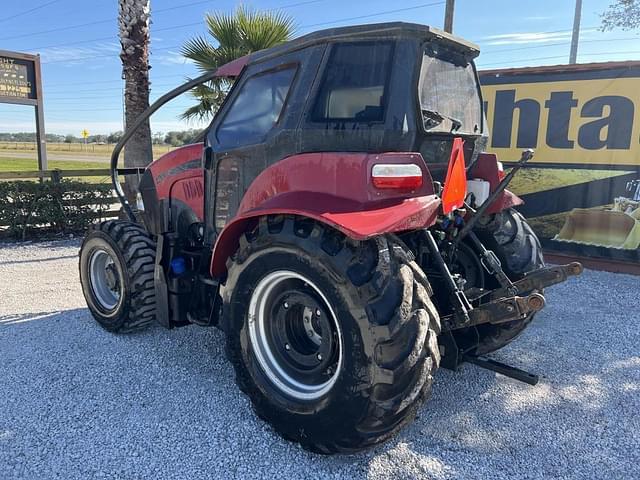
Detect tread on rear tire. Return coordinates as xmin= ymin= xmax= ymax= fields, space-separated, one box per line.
xmin=222 ymin=215 xmax=441 ymax=454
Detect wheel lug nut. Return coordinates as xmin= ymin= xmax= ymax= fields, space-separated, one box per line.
xmin=317 ymin=353 xmax=322 ymax=361
xmin=285 ymin=343 xmax=290 ymax=351
xmin=315 ymin=308 xmax=321 ymax=317
xmin=283 ymin=302 xmax=289 ymax=309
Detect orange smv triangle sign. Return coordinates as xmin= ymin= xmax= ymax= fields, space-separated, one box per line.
xmin=441 ymin=137 xmax=467 ymax=215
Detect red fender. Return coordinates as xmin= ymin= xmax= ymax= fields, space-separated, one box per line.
xmin=210 ymin=152 xmax=441 ymax=277
xmin=469 ymin=153 xmax=523 ymax=214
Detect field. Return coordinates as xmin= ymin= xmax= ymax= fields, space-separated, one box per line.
xmin=0 ymin=141 xmax=177 ymax=158
xmin=0 ymin=157 xmax=109 ymax=172
xmin=507 ymin=167 xmax=623 ymax=196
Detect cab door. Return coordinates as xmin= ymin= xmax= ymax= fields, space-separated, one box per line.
xmin=202 ymin=46 xmax=325 ymax=246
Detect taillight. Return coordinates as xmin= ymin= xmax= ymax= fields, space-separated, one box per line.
xmin=371 ymin=163 xmax=423 ymax=190
xmin=441 ymin=137 xmax=467 ymax=214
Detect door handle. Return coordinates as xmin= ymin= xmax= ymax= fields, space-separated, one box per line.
xmin=203 ymin=146 xmax=214 ymax=170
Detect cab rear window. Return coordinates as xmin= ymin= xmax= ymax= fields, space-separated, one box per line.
xmin=311 ymin=42 xmax=393 ymax=123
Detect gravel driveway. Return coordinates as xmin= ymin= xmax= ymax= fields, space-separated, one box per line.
xmin=1 ymin=240 xmax=638 ymax=479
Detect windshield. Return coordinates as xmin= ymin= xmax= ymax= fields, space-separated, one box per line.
xmin=418 ymin=47 xmax=482 ymax=135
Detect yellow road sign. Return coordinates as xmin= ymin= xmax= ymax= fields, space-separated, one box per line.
xmin=81 ymin=129 xmax=89 ymax=139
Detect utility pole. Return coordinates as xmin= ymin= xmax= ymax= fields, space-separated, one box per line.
xmin=569 ymin=0 xmax=582 ymax=64
xmin=444 ymin=0 xmax=455 ymax=33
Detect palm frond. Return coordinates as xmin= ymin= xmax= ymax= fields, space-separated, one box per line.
xmin=180 ymin=6 xmax=294 ymax=122
xmin=181 ymin=35 xmax=219 ymax=73
xmin=206 ymin=11 xmax=242 ymax=48
xmin=237 ymin=7 xmax=295 ymax=51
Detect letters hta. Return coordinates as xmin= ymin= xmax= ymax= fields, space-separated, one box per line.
xmin=489 ymin=89 xmax=634 ymax=150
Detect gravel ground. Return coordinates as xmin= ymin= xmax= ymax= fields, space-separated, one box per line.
xmin=1 ymin=240 xmax=639 ymax=479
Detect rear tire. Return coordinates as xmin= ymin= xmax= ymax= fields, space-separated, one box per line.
xmin=222 ymin=216 xmax=440 ymax=454
xmin=467 ymin=208 xmax=544 ymax=355
xmin=79 ymin=220 xmax=156 ymax=333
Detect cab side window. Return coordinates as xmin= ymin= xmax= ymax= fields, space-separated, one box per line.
xmin=217 ymin=66 xmax=297 ymax=147
xmin=311 ymin=42 xmax=393 ymax=123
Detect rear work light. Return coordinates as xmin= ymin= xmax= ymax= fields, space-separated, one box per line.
xmin=371 ymin=163 xmax=423 ymax=190
xmin=441 ymin=137 xmax=467 ymax=214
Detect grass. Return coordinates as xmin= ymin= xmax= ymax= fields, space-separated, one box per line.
xmin=0 ymin=142 xmax=176 ymax=158
xmin=508 ymin=168 xmax=624 ymax=196
xmin=0 ymin=157 xmax=112 ymax=184
xmin=0 ymin=157 xmax=109 ymax=172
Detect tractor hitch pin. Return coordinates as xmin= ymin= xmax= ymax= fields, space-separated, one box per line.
xmin=455 ymin=149 xmax=534 ymax=246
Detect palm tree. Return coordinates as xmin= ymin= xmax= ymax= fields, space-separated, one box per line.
xmin=118 ymin=0 xmax=152 ymax=197
xmin=181 ymin=6 xmax=294 ymax=122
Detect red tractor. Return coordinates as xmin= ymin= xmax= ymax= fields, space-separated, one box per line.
xmin=79 ymin=23 xmax=582 ymax=453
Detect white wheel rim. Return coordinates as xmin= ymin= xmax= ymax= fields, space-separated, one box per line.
xmin=248 ymin=270 xmax=343 ymax=401
xmin=88 ymin=249 xmax=121 ymax=312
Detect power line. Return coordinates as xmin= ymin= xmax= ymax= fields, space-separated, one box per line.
xmin=477 ymin=55 xmax=566 ymax=68
xmin=301 ymin=2 xmax=444 ymax=29
xmin=470 ymin=25 xmax=598 ymax=45
xmin=479 ymin=36 xmax=640 ymax=55
xmin=45 ymin=82 xmax=183 ymax=96
xmin=41 ymin=44 xmax=184 ymax=64
xmin=45 ymin=72 xmax=188 ymax=88
xmin=477 ymin=49 xmax=640 ymax=68
xmin=15 ymin=0 xmax=328 ymax=48
xmin=41 ymin=1 xmax=447 ymax=64
xmin=0 ymin=18 xmax=114 ymax=42
xmin=0 ymin=0 xmax=64 ymax=23
xmin=0 ymin=0 xmax=225 ymax=42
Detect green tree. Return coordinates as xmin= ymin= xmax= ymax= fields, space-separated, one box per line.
xmin=107 ymin=131 xmax=123 ymax=144
xmin=181 ymin=6 xmax=294 ymax=122
xmin=601 ymin=0 xmax=640 ymax=30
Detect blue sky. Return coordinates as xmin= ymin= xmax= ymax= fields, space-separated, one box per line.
xmin=0 ymin=0 xmax=638 ymax=135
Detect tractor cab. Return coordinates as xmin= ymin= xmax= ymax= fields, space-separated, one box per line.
xmin=202 ymin=23 xmax=487 ymax=240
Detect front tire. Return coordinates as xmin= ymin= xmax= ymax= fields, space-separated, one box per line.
xmin=222 ymin=216 xmax=440 ymax=454
xmin=79 ymin=220 xmax=156 ymax=333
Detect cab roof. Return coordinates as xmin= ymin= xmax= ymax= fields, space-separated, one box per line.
xmin=214 ymin=22 xmax=480 ymax=77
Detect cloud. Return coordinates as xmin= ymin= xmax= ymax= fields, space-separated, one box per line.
xmin=523 ymin=15 xmax=554 ymax=21
xmin=480 ymin=28 xmax=598 ymax=46
xmin=154 ymin=50 xmax=192 ymax=66
xmin=39 ymin=43 xmax=121 ymax=66
xmin=481 ymin=31 xmax=572 ymax=46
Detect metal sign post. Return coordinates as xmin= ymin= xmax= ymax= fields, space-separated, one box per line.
xmin=0 ymin=49 xmax=47 ymax=171
xmin=81 ymin=129 xmax=89 ymax=151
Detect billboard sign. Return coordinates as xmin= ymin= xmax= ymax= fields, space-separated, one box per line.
xmin=480 ymin=62 xmax=640 ymax=263
xmin=480 ymin=62 xmax=640 ymax=169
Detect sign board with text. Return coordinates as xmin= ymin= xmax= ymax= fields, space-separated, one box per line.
xmin=0 ymin=49 xmax=47 ymax=169
xmin=480 ymin=61 xmax=640 ymax=170
xmin=0 ymin=55 xmax=36 ymax=101
xmin=479 ymin=62 xmax=640 ymax=263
